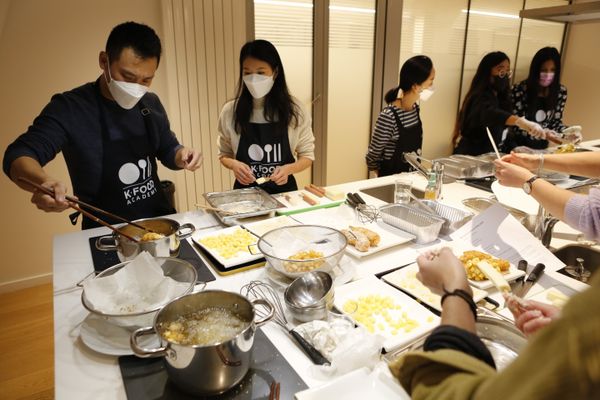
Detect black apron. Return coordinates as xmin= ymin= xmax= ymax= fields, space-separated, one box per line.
xmin=379 ymin=106 xmax=423 ymax=177
xmin=233 ymin=122 xmax=297 ymax=194
xmin=81 ymin=86 xmax=174 ymax=229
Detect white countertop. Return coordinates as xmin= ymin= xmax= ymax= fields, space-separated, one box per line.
xmin=53 ymin=171 xmax=592 ymax=399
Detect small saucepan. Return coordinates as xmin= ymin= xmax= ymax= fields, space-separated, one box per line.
xmin=96 ymin=217 xmax=195 ymax=261
xmin=131 ymin=290 xmax=274 ymax=396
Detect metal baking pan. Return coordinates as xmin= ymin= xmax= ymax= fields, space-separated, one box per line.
xmin=435 ymin=157 xmax=493 ymax=179
xmin=462 ymin=197 xmax=537 ymax=233
xmin=379 ymin=204 xmax=445 ymax=244
xmin=203 ymin=187 xmax=282 ymax=226
xmin=449 ymin=155 xmax=495 ymax=177
xmin=412 ymin=200 xmax=473 ymax=235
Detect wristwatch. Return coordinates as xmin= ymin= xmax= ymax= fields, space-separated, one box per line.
xmin=523 ymin=175 xmax=539 ymax=194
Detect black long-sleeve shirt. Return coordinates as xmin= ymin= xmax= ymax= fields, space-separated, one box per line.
xmin=454 ymin=89 xmax=512 ymax=156
xmin=3 ymin=80 xmax=182 ymax=204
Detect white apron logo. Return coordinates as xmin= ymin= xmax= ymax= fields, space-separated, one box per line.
xmin=117 ymin=157 xmax=157 ymax=205
xmin=247 ymin=143 xmax=283 ymax=163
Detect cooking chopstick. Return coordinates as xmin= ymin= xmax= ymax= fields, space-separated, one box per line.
xmin=194 ymin=203 xmax=235 ymax=215
xmin=17 ymin=177 xmax=155 ymax=233
xmin=486 ymin=127 xmax=501 ymax=160
xmin=17 ymin=177 xmax=140 ymax=242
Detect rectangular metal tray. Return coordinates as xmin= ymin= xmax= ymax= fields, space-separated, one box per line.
xmin=203 ymin=187 xmax=281 ymax=226
xmin=412 ymin=200 xmax=473 ymax=235
xmin=379 ymin=204 xmax=445 ymax=244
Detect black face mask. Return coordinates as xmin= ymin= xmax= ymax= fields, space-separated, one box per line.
xmin=492 ymin=75 xmax=510 ymax=93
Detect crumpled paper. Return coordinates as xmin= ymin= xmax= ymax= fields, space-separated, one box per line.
xmin=83 ymin=251 xmax=190 ymax=314
xmin=295 ymin=319 xmax=384 ymax=379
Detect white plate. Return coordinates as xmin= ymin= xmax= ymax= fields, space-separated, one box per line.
xmin=242 ymin=215 xmax=302 ymax=237
xmin=294 ymin=367 xmax=410 ymax=400
xmin=438 ymin=241 xmax=526 ymax=290
xmin=191 ymin=226 xmax=262 ymax=268
xmin=291 ymin=205 xmax=415 ymax=258
xmin=264 ymin=255 xmax=356 ymax=288
xmin=526 ymin=284 xmax=578 ymax=307
xmin=333 ymin=275 xmax=440 ymax=352
xmin=382 ymin=263 xmax=488 ymax=312
xmin=79 ymin=313 xmax=159 ymax=356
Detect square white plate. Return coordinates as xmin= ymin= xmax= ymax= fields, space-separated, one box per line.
xmin=191 ymin=226 xmax=262 ymax=268
xmin=333 ymin=275 xmax=440 ymax=352
xmin=434 ymin=241 xmax=526 ymax=290
xmin=294 ymin=367 xmax=410 ymax=400
xmin=291 ymin=205 xmax=415 ymax=258
xmin=382 ymin=263 xmax=488 ymax=312
xmin=242 ymin=215 xmax=301 ymax=237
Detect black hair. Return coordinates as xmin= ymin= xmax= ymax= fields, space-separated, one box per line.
xmin=452 ymin=51 xmax=510 ymax=147
xmin=106 ymin=21 xmax=162 ymax=66
xmin=384 ymin=55 xmax=434 ymax=104
xmin=233 ymin=40 xmax=299 ymax=136
xmin=525 ymin=47 xmax=561 ymax=114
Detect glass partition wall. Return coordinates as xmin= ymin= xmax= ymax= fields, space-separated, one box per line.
xmin=254 ymin=0 xmax=566 ymax=185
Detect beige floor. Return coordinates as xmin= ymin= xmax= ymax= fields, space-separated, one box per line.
xmin=0 ymin=283 xmax=54 ymax=399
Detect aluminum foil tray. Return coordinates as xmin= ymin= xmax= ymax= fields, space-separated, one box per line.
xmin=379 ymin=204 xmax=444 ymax=244
xmin=415 ymin=200 xmax=473 ymax=235
xmin=203 ymin=187 xmax=281 ymax=226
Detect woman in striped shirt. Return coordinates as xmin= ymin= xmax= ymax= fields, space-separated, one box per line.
xmin=366 ymin=55 xmax=435 ymax=177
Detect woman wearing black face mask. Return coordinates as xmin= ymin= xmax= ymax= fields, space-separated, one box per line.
xmin=452 ymin=52 xmax=545 ymax=156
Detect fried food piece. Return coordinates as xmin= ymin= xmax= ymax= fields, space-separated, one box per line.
xmin=349 ymin=226 xmax=380 ymax=247
xmin=341 ymin=229 xmax=370 ymax=252
xmin=459 ymin=250 xmax=510 ymax=281
xmin=140 ymin=232 xmax=165 ymax=242
xmin=283 ymin=250 xmax=325 ymax=272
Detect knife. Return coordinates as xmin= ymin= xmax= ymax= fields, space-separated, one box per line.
xmin=515 ymin=263 xmax=545 ymax=298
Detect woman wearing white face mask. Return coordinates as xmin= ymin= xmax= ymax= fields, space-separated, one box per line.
xmin=366 ymin=55 xmax=435 ymax=177
xmin=503 ymin=47 xmax=578 ymax=152
xmin=217 ymin=40 xmax=315 ymax=194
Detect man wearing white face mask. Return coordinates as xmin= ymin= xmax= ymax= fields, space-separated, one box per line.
xmin=3 ymin=22 xmax=202 ymax=228
xmin=366 ymin=55 xmax=435 ymax=177
xmin=217 ymin=40 xmax=315 ymax=194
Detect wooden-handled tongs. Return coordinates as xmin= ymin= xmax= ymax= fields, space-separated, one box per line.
xmin=17 ymin=177 xmax=157 ymax=242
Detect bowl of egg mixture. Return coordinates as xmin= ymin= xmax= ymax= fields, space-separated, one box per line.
xmin=95 ymin=217 xmax=196 ymax=261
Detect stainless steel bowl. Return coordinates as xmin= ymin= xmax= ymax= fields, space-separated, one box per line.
xmin=81 ymin=257 xmax=198 ymax=328
xmin=384 ymin=308 xmax=526 ymax=371
xmin=284 ymin=271 xmax=334 ymax=322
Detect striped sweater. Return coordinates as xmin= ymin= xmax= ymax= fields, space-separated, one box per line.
xmin=366 ymin=104 xmax=420 ymax=171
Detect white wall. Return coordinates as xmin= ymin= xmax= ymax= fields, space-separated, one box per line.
xmin=0 ymin=0 xmax=168 ymax=291
xmin=562 ymin=21 xmax=600 ymax=138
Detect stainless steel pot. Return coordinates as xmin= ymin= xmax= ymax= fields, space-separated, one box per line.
xmin=95 ymin=217 xmax=195 ymax=261
xmin=131 ymin=290 xmax=274 ymax=396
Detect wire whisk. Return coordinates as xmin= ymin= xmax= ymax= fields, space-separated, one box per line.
xmin=241 ymin=280 xmax=287 ymax=328
xmin=240 ymin=280 xmax=330 ymax=365
xmin=356 ymin=204 xmax=380 ymax=223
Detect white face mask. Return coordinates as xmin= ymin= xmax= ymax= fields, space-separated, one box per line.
xmin=104 ymin=59 xmax=149 ymax=109
xmin=243 ymin=74 xmax=275 ymax=99
xmin=419 ymin=86 xmax=435 ymax=102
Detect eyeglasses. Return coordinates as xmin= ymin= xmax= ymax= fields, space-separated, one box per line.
xmin=497 ymin=69 xmax=513 ymax=79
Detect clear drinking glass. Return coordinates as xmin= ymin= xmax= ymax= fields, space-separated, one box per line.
xmin=394 ymin=178 xmax=413 ymax=204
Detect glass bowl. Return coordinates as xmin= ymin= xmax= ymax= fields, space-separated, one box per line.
xmin=257 ymin=225 xmax=347 ymax=278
